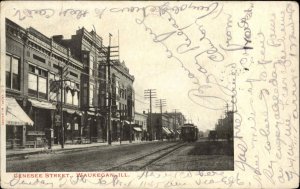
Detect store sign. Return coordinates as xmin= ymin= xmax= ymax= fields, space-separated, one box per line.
xmin=55 ymin=115 xmax=61 ymax=123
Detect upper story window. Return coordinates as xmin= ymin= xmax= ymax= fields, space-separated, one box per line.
xmin=33 ymin=54 xmax=45 ymax=63
xmin=116 ymin=81 xmax=119 ymax=97
xmin=28 ymin=64 xmax=48 ymax=99
xmin=89 ymin=84 xmax=94 ymax=106
xmin=73 ymin=84 xmax=79 ymax=106
xmin=49 ymin=73 xmax=59 ymax=102
xmin=89 ymin=55 xmax=94 ymax=76
xmin=6 ymin=54 xmax=20 ymax=91
xmin=65 ymin=81 xmax=80 ymax=106
xmin=69 ymin=71 xmax=78 ymax=78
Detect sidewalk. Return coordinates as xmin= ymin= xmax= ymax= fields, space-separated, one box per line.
xmin=6 ymin=140 xmax=156 ymax=158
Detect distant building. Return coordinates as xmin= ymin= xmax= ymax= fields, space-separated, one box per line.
xmin=198 ymin=130 xmax=204 ymax=137
xmin=110 ymin=60 xmax=135 ymax=141
xmin=148 ymin=112 xmax=186 ymax=140
xmin=203 ymin=129 xmax=210 ymax=138
xmin=215 ymin=110 xmax=233 ymax=140
xmin=134 ymin=112 xmax=148 ymax=141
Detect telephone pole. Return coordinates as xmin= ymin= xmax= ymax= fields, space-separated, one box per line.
xmin=173 ymin=109 xmax=179 ymax=140
xmin=51 ymin=63 xmax=69 ymax=149
xmin=107 ymin=33 xmax=112 ymax=145
xmin=155 ymin=99 xmax=166 ymax=140
xmin=98 ymin=33 xmax=119 ymax=145
xmin=60 ymin=66 xmax=64 ymax=148
xmin=144 ymin=89 xmax=156 ymax=141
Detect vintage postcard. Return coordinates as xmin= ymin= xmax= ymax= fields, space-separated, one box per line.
xmin=0 ymin=1 xmax=299 ymax=188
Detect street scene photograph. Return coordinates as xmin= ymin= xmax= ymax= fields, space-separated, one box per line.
xmin=5 ymin=15 xmax=234 ymax=171
xmin=1 ymin=1 xmax=299 ymax=189
xmin=4 ymin=2 xmax=235 ymax=172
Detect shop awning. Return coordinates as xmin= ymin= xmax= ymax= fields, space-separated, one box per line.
xmin=162 ymin=127 xmax=171 ymax=135
xmin=63 ymin=108 xmax=76 ymax=114
xmin=133 ymin=127 xmax=142 ymax=132
xmin=6 ymin=97 xmax=33 ymax=126
xmin=111 ymin=117 xmax=119 ymax=121
xmin=95 ymin=112 xmax=102 ymax=117
xmin=29 ymin=99 xmax=56 ymax=110
xmin=124 ymin=120 xmax=130 ymax=124
xmin=87 ymin=111 xmax=95 ymax=115
xmin=75 ymin=111 xmax=83 ymax=116
xmin=167 ymin=128 xmax=175 ymax=134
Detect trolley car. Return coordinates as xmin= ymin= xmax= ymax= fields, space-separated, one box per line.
xmin=180 ymin=124 xmax=198 ymax=142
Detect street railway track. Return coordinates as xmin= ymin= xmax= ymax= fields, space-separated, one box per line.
xmin=102 ymin=142 xmax=187 ymax=171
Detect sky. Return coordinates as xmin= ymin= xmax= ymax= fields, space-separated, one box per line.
xmin=2 ymin=1 xmax=234 ymax=131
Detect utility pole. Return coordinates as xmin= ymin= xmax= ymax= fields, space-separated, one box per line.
xmin=128 ymin=88 xmax=133 ymax=144
xmin=106 ymin=33 xmax=113 ymax=145
xmin=60 ymin=66 xmax=64 ymax=149
xmin=144 ymin=89 xmax=156 ymax=141
xmin=53 ymin=64 xmax=69 ymax=149
xmin=172 ymin=109 xmax=179 ymax=140
xmin=57 ymin=63 xmax=70 ymax=149
xmin=226 ymin=103 xmax=229 ymax=113
xmin=99 ymin=33 xmax=119 ymax=145
xmin=155 ymin=99 xmax=166 ymax=140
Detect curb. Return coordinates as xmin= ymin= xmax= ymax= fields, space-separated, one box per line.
xmin=6 ymin=145 xmax=102 ymax=159
xmin=6 ymin=141 xmax=160 ymax=159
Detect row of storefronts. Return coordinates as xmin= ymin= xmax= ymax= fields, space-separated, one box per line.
xmin=6 ymin=96 xmax=144 ymax=149
xmin=5 ymin=18 xmax=143 ymax=149
xmin=148 ymin=113 xmax=185 ymax=141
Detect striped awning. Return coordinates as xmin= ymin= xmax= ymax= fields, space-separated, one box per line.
xmin=6 ymin=97 xmax=33 ymax=126
xmin=29 ymin=99 xmax=56 ymax=110
xmin=63 ymin=108 xmax=76 ymax=114
xmin=162 ymin=127 xmax=171 ymax=135
xmin=87 ymin=111 xmax=95 ymax=115
xmin=133 ymin=127 xmax=142 ymax=132
xmin=168 ymin=128 xmax=175 ymax=134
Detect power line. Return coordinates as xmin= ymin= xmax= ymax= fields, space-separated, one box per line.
xmin=135 ymin=98 xmax=149 ymax=104
xmin=135 ymin=92 xmax=145 ymax=98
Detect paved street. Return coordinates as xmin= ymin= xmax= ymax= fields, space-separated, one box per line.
xmin=7 ymin=140 xmax=233 ymax=172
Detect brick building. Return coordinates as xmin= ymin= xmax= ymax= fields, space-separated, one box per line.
xmin=148 ymin=112 xmax=186 ymax=140
xmin=5 ymin=18 xmax=135 ymax=148
xmin=133 ymin=112 xmax=148 ymax=141
xmin=53 ymin=28 xmax=106 ymax=143
xmin=5 ymin=18 xmax=83 ymax=148
xmin=110 ymin=60 xmax=135 ymax=141
xmin=53 ymin=29 xmax=135 ymax=143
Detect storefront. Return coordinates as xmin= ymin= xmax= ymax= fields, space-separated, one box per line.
xmin=80 ymin=110 xmax=104 ymax=143
xmin=26 ymin=99 xmax=56 ymax=147
xmin=162 ymin=127 xmax=172 ymax=140
xmin=122 ymin=122 xmax=130 ymax=141
xmin=133 ymin=126 xmax=142 ymax=141
xmin=6 ymin=97 xmax=34 ymax=149
xmin=63 ymin=108 xmax=82 ymax=144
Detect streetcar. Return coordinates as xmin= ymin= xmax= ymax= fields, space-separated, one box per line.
xmin=180 ymin=123 xmax=198 ymax=142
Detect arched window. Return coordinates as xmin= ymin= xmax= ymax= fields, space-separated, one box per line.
xmin=74 ymin=91 xmax=79 ymax=106
xmin=66 ymin=89 xmax=73 ymax=104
